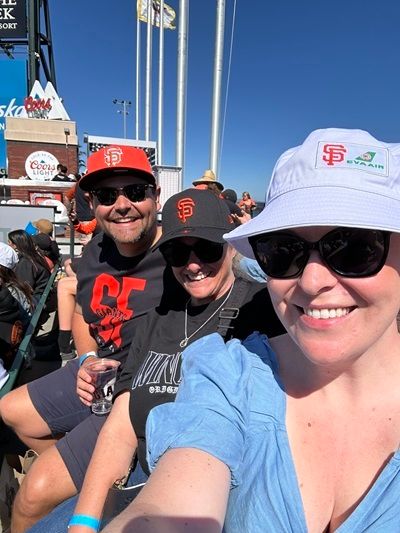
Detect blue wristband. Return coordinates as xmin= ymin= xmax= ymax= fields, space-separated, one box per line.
xmin=79 ymin=351 xmax=97 ymax=367
xmin=68 ymin=514 xmax=100 ymax=531
xmin=68 ymin=514 xmax=100 ymax=530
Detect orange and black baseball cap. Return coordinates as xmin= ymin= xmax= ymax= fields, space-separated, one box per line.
xmin=79 ymin=145 xmax=155 ymax=191
xmin=154 ymin=189 xmax=234 ymax=250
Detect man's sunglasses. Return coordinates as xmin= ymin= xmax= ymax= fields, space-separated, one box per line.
xmin=91 ymin=184 xmax=155 ymax=206
xmin=159 ymin=239 xmax=225 ymax=267
xmin=249 ymin=227 xmax=391 ymax=279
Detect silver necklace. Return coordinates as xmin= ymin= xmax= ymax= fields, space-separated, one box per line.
xmin=179 ymin=282 xmax=235 ymax=348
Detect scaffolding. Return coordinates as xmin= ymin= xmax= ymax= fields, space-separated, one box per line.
xmin=0 ymin=0 xmax=57 ymax=91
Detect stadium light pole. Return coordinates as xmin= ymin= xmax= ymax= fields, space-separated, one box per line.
xmin=113 ymin=99 xmax=132 ymax=138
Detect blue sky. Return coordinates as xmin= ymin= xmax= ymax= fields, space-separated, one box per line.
xmin=47 ymin=0 xmax=400 ymax=201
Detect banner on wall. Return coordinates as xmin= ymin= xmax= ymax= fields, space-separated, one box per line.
xmin=25 ymin=150 xmax=59 ymax=181
xmin=0 ymin=60 xmax=27 ymax=167
xmin=0 ymin=0 xmax=27 ymax=38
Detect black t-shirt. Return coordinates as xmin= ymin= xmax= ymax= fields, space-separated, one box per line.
xmin=114 ymin=278 xmax=285 ymax=474
xmin=52 ymin=173 xmax=74 ymax=182
xmin=76 ymin=233 xmax=185 ymax=365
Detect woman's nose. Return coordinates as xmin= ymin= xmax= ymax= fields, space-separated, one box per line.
xmin=297 ymin=250 xmax=338 ymax=295
xmin=185 ymin=250 xmax=203 ymax=269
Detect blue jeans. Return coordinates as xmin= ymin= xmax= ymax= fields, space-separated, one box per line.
xmin=27 ymin=462 xmax=148 ymax=532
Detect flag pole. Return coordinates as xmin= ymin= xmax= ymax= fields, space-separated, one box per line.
xmin=136 ymin=10 xmax=141 ymax=140
xmin=176 ymin=0 xmax=189 ymax=185
xmin=157 ymin=0 xmax=165 ymax=164
xmin=145 ymin=0 xmax=153 ymax=141
xmin=210 ymin=0 xmax=226 ymax=174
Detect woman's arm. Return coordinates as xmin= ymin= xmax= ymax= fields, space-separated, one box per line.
xmin=68 ymin=392 xmax=138 ymax=532
xmin=102 ymin=447 xmax=230 ymax=533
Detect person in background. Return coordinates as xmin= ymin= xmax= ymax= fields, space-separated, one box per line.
xmin=238 ymin=190 xmax=256 ymax=217
xmin=220 ymin=189 xmax=244 ymax=219
xmin=221 ymin=188 xmax=251 ymax=226
xmin=32 ymin=233 xmax=60 ymax=270
xmin=0 ymin=242 xmax=33 ymax=389
xmin=33 ymin=219 xmax=61 ymax=266
xmin=192 ymin=169 xmax=224 ymax=194
xmin=101 ymin=128 xmax=400 ymax=533
xmin=8 ymin=230 xmax=51 ymax=304
xmin=220 ymin=189 xmax=266 ymax=281
xmin=33 ymin=219 xmax=54 ymax=236
xmin=64 ymin=176 xmax=98 ymax=236
xmin=52 ymin=164 xmax=74 ymax=182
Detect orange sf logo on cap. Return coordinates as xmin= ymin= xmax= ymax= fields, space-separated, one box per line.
xmin=104 ymin=146 xmax=123 ymax=167
xmin=177 ymin=198 xmax=195 ymax=223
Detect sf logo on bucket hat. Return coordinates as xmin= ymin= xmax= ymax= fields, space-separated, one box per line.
xmin=322 ymin=144 xmax=347 ymax=166
xmin=104 ymin=146 xmax=123 ymax=167
xmin=177 ymin=198 xmax=195 ymax=223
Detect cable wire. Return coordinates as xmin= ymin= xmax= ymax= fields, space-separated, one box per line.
xmin=218 ymin=0 xmax=237 ymax=175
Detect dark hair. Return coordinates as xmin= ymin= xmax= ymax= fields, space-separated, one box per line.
xmin=56 ymin=164 xmax=67 ymax=173
xmin=0 ymin=264 xmax=33 ymax=309
xmin=8 ymin=230 xmax=50 ymax=273
xmin=206 ymin=183 xmax=222 ymax=196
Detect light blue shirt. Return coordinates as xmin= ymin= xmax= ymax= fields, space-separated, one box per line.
xmin=147 ymin=332 xmax=400 ymax=532
xmin=238 ymin=256 xmax=268 ymax=282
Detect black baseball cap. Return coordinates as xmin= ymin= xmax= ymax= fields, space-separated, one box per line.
xmin=32 ymin=233 xmax=53 ymax=252
xmin=154 ymin=189 xmax=235 ymax=249
xmin=221 ymin=189 xmax=238 ymax=203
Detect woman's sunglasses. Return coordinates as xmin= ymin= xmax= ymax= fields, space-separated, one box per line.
xmin=91 ymin=184 xmax=155 ymax=206
xmin=159 ymin=239 xmax=225 ymax=267
xmin=249 ymin=227 xmax=391 ymax=279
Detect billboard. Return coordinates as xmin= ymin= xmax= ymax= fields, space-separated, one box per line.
xmin=0 ymin=0 xmax=27 ymax=38
xmin=0 ymin=60 xmax=27 ymax=167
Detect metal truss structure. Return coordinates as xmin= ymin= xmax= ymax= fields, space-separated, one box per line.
xmin=0 ymin=0 xmax=57 ymax=91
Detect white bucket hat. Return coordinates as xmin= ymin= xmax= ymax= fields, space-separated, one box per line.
xmin=225 ymin=127 xmax=400 ymax=258
xmin=0 ymin=242 xmax=18 ymax=269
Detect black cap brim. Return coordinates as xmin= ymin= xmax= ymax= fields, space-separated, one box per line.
xmin=153 ymin=226 xmax=228 ymax=251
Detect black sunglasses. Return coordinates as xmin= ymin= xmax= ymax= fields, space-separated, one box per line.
xmin=249 ymin=227 xmax=391 ymax=279
xmin=159 ymin=239 xmax=225 ymax=267
xmin=91 ymin=184 xmax=155 ymax=206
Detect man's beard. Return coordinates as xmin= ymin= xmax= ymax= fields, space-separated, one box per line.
xmin=100 ymin=218 xmax=156 ymax=246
